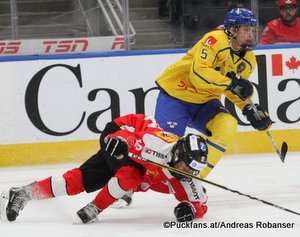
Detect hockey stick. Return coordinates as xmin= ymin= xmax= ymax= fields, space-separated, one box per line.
xmin=145 ymin=159 xmax=300 ymax=216
xmin=248 ymin=99 xmax=288 ymax=162
xmin=230 ymin=73 xmax=288 ymax=162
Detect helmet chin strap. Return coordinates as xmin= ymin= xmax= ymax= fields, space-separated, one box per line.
xmin=226 ymin=28 xmax=242 ymax=52
xmin=228 ymin=30 xmax=251 ymax=53
xmin=230 ymin=39 xmax=241 ymax=51
xmin=229 ymin=36 xmax=247 ymax=57
xmin=229 ymin=34 xmax=243 ymax=52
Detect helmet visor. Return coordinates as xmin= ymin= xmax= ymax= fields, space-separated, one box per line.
xmin=172 ymin=160 xmax=200 ymax=181
xmin=236 ymin=25 xmax=259 ymax=50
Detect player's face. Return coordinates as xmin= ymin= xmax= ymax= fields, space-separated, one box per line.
xmin=234 ymin=25 xmax=258 ymax=50
xmin=173 ymin=160 xmax=199 ymax=177
xmin=279 ymin=5 xmax=298 ymax=25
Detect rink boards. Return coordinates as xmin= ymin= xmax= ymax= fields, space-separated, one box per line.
xmin=0 ymin=45 xmax=300 ymax=166
xmin=0 ymin=129 xmax=299 ymax=167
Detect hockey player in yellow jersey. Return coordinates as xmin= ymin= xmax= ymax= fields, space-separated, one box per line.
xmin=155 ymin=8 xmax=273 ymax=179
xmin=114 ymin=8 xmax=273 ymax=208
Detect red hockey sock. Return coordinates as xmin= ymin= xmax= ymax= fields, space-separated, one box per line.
xmin=93 ymin=166 xmax=143 ymax=210
xmin=30 ymin=168 xmax=85 ymax=199
xmin=94 ymin=185 xmax=117 ymax=210
xmin=31 ymin=177 xmax=54 ymax=199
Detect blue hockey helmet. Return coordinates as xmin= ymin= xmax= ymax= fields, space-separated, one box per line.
xmin=224 ymin=8 xmax=257 ymax=30
xmin=224 ymin=8 xmax=258 ymax=51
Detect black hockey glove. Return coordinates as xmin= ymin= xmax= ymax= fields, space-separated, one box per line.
xmin=174 ymin=201 xmax=195 ymax=222
xmin=242 ymin=104 xmax=273 ymax=131
xmin=104 ymin=136 xmax=128 ymax=159
xmin=99 ymin=121 xmax=121 ymax=149
xmin=226 ymin=72 xmax=253 ymax=101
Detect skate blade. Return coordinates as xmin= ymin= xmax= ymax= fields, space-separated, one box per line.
xmin=72 ymin=215 xmax=99 ymax=225
xmin=72 ymin=215 xmax=84 ymax=225
xmin=0 ymin=191 xmax=8 ymax=222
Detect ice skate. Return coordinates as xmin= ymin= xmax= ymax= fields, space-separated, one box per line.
xmin=5 ymin=185 xmax=33 ymax=222
xmin=76 ymin=201 xmax=102 ymax=224
xmin=111 ymin=192 xmax=133 ymax=209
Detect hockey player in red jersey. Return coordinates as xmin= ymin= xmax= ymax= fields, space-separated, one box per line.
xmin=0 ymin=114 xmax=208 ymax=223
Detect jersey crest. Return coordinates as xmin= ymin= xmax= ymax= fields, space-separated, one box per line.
xmin=146 ymin=169 xmax=159 ymax=177
xmin=154 ymin=131 xmax=179 ymax=143
xmin=237 ymin=62 xmax=246 ymax=74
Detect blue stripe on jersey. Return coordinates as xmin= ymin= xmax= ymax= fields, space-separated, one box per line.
xmin=206 ymin=163 xmax=215 ymax=169
xmin=206 ymin=139 xmax=226 ymax=153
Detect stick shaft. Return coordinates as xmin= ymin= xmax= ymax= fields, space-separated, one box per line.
xmin=248 ymin=100 xmax=285 ymax=162
xmin=266 ymin=131 xmax=283 ymax=158
xmin=145 ymin=159 xmax=300 ymax=216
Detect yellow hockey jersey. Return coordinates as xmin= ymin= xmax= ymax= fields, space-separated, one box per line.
xmin=156 ymin=30 xmax=257 ymax=110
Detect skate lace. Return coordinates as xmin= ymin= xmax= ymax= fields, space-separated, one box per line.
xmin=9 ymin=190 xmax=29 ymax=212
xmin=84 ymin=203 xmax=100 ymax=219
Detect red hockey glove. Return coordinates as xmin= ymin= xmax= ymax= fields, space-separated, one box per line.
xmin=191 ymin=201 xmax=208 ymax=218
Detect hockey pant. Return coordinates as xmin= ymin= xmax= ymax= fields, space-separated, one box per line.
xmin=155 ymin=92 xmax=238 ymax=178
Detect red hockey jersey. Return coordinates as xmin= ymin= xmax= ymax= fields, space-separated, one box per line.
xmin=109 ymin=114 xmax=207 ymax=216
xmin=28 ymin=114 xmax=207 ymax=221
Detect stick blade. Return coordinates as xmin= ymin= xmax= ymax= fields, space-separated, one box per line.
xmin=280 ymin=142 xmax=288 ymax=163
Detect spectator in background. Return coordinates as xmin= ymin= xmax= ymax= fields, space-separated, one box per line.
xmin=260 ymin=0 xmax=300 ymax=44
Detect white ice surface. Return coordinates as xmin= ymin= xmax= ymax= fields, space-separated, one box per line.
xmin=1 ymin=152 xmax=300 ymax=237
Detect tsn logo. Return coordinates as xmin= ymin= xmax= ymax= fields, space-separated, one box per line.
xmin=111 ymin=37 xmax=124 ymax=50
xmin=0 ymin=41 xmax=21 ymax=55
xmin=43 ymin=39 xmax=88 ymax=53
